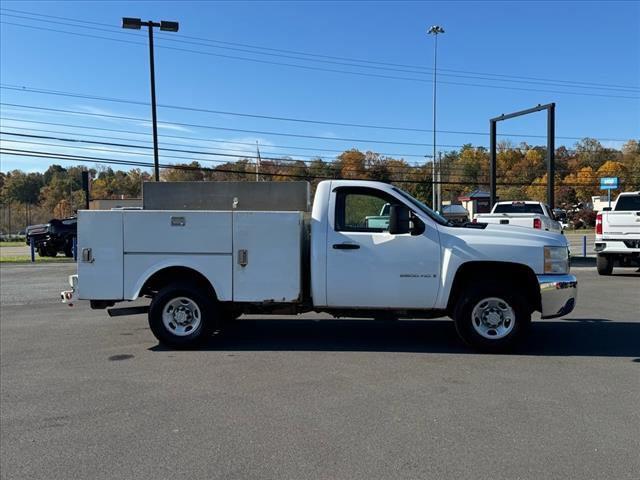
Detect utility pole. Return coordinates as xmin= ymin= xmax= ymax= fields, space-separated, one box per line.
xmin=256 ymin=141 xmax=262 ymax=182
xmin=122 ymin=17 xmax=179 ymax=181
xmin=428 ymin=25 xmax=445 ymax=211
xmin=424 ymin=154 xmax=434 ymax=208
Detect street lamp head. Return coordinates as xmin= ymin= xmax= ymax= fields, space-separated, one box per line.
xmin=160 ymin=21 xmax=179 ymax=32
xmin=122 ymin=17 xmax=142 ymax=30
xmin=427 ymin=25 xmax=445 ymax=35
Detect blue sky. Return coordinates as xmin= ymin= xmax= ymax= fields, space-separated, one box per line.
xmin=1 ymin=0 xmax=639 ymax=173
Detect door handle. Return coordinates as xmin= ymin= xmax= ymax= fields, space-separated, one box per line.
xmin=333 ymin=243 xmax=360 ymax=250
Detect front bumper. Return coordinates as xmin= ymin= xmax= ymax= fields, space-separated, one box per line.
xmin=537 ymin=274 xmax=577 ymax=319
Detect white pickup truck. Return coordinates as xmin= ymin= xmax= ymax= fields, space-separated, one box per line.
xmin=474 ymin=201 xmax=563 ymax=233
xmin=595 ymin=191 xmax=640 ymax=275
xmin=62 ymin=180 xmax=577 ymax=352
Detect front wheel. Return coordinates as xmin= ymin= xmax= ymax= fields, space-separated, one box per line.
xmin=596 ymin=254 xmax=614 ymax=275
xmin=453 ymin=287 xmax=530 ymax=352
xmin=148 ymin=283 xmax=218 ymax=348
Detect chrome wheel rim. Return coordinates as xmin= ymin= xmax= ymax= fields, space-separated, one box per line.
xmin=471 ymin=297 xmax=515 ymax=340
xmin=162 ymin=297 xmax=202 ymax=336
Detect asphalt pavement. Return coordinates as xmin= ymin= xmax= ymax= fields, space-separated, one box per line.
xmin=1 ymin=263 xmax=638 ymax=480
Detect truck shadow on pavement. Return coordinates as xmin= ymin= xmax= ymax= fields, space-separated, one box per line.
xmin=150 ymin=318 xmax=640 ymax=357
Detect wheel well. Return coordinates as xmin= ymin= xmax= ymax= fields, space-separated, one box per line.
xmin=139 ymin=266 xmax=217 ymax=299
xmin=447 ymin=262 xmax=540 ymax=313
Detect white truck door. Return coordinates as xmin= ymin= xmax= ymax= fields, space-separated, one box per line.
xmin=325 ymin=186 xmax=440 ymax=309
xmin=77 ymin=210 xmax=123 ymax=300
xmin=233 ymin=211 xmax=303 ymax=302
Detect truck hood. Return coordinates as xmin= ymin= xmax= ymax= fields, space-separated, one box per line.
xmin=438 ymin=223 xmax=568 ymax=275
xmin=480 ymin=223 xmax=567 ymax=246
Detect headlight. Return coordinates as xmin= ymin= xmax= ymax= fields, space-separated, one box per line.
xmin=544 ymin=246 xmax=569 ymax=274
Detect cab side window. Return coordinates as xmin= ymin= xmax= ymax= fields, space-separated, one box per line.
xmin=335 ymin=187 xmax=397 ymax=232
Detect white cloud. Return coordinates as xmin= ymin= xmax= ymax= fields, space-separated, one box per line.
xmin=155 ymin=122 xmax=191 ymax=133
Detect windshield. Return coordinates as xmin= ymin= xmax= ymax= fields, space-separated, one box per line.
xmin=614 ymin=194 xmax=640 ymax=211
xmin=493 ymin=203 xmax=544 ymax=215
xmin=392 ymin=187 xmax=452 ymax=226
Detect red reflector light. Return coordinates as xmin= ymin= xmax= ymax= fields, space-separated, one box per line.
xmin=596 ymin=213 xmax=602 ymax=235
xmin=472 ymin=218 xmax=477 ymax=223
xmin=533 ymin=218 xmax=542 ymax=229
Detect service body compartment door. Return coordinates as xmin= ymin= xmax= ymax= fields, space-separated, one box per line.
xmin=233 ymin=211 xmax=303 ymax=302
xmin=77 ymin=210 xmax=123 ymax=300
xmin=121 ymin=211 xmax=233 ymax=300
xmin=123 ymin=211 xmax=232 ymax=253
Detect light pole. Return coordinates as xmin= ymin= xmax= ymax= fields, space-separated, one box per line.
xmin=424 ymin=154 xmax=434 ymax=205
xmin=428 ymin=25 xmax=444 ymax=210
xmin=122 ymin=17 xmax=179 ymax=181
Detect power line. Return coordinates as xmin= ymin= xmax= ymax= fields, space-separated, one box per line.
xmin=0 ymin=125 xmax=349 ymax=161
xmin=2 ymin=7 xmax=639 ymax=93
xmin=0 ymin=102 xmax=452 ymax=147
xmin=0 ymin=117 xmax=433 ymax=158
xmin=3 ymin=116 xmax=628 ymax=175
xmin=0 ymin=132 xmax=442 ymax=178
xmin=2 ymin=142 xmax=634 ymax=184
xmin=2 ymin=84 xmax=633 ymax=142
xmin=1 ymin=19 xmax=638 ymax=101
xmin=7 ymin=130 xmax=623 ymax=180
xmin=2 ymin=128 xmax=633 ymax=181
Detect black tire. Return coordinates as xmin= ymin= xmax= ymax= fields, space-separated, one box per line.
xmin=63 ymin=242 xmax=73 ymax=258
xmin=453 ymin=285 xmax=531 ymax=352
xmin=148 ymin=283 xmax=218 ymax=348
xmin=37 ymin=247 xmax=47 ymax=258
xmin=596 ymin=254 xmax=614 ymax=276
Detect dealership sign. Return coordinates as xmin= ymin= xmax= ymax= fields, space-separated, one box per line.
xmin=600 ymin=177 xmax=619 ymax=190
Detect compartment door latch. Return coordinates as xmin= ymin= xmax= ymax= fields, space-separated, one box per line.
xmin=238 ymin=249 xmax=248 ymax=267
xmin=81 ymin=248 xmax=93 ymax=263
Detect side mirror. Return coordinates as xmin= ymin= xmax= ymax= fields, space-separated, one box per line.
xmin=388 ymin=204 xmax=411 ymax=235
xmin=602 ymin=207 xmax=612 ymax=211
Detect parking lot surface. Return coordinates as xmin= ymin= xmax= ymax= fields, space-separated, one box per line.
xmin=1 ymin=263 xmax=639 ymax=480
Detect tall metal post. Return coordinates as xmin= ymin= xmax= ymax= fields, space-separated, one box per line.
xmin=431 ymin=157 xmax=436 ymax=209
xmin=255 ymin=141 xmax=261 ymax=182
xmin=489 ymin=119 xmax=497 ymax=208
xmin=147 ymin=23 xmax=160 ymax=182
xmin=428 ymin=25 xmax=444 ymax=210
xmin=547 ymin=103 xmax=555 ymax=208
xmin=489 ymin=103 xmax=556 ymax=209
xmin=123 ymin=18 xmax=179 ymax=181
xmin=432 ymin=34 xmax=438 ymax=210
xmin=81 ymin=170 xmax=90 ymax=209
xmin=437 ymin=151 xmax=442 ymax=211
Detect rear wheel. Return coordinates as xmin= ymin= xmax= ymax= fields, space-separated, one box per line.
xmin=148 ymin=283 xmax=218 ymax=348
xmin=453 ymin=285 xmax=530 ymax=352
xmin=596 ymin=254 xmax=614 ymax=276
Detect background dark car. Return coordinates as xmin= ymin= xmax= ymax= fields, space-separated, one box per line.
xmin=25 ymin=217 xmax=77 ymax=257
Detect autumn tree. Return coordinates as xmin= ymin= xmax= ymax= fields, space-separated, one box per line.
xmin=563 ymin=166 xmax=598 ymax=202
xmin=338 ymin=149 xmax=366 ymax=179
xmin=596 ymin=161 xmax=627 ymax=196
xmin=620 ymin=140 xmax=640 ymax=190
xmin=160 ymin=162 xmax=206 ymax=182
